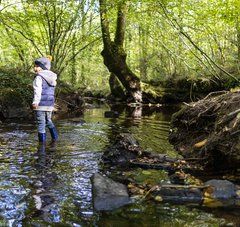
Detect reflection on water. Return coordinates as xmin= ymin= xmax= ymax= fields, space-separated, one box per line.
xmin=0 ymin=104 xmax=238 ymax=226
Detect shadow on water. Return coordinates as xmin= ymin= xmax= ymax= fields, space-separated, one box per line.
xmin=0 ymin=104 xmax=239 ymax=226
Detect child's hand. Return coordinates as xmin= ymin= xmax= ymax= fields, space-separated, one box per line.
xmin=32 ymin=104 xmax=38 ymax=110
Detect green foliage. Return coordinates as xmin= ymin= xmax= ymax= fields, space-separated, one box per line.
xmin=0 ymin=0 xmax=240 ymax=97
xmin=126 ymin=0 xmax=240 ymax=83
xmin=0 ymin=69 xmax=32 ymax=107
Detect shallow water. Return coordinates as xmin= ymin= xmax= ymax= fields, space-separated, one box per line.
xmin=0 ymin=104 xmax=239 ymax=226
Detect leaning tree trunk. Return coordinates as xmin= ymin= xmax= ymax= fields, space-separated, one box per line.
xmin=99 ymin=0 xmax=142 ymax=103
xmin=109 ymin=73 xmax=126 ymax=100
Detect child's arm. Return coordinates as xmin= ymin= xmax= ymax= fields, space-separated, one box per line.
xmin=32 ymin=76 xmax=42 ymax=109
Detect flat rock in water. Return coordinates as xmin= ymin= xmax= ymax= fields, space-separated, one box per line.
xmin=204 ymin=180 xmax=236 ymax=199
xmin=91 ymin=173 xmax=130 ymax=211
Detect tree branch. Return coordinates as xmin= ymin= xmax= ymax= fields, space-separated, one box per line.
xmin=58 ymin=36 xmax=102 ymax=75
xmin=158 ymin=2 xmax=239 ymax=82
xmin=0 ymin=17 xmax=43 ymax=55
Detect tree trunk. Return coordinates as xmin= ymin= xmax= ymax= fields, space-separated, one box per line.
xmin=99 ymin=0 xmax=142 ymax=103
xmin=109 ymin=73 xmax=125 ymax=100
xmin=71 ymin=35 xmax=77 ymax=86
xmin=138 ymin=25 xmax=148 ymax=81
xmin=237 ymin=19 xmax=240 ymax=73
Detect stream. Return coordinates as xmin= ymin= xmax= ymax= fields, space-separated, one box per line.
xmin=0 ymin=104 xmax=239 ymax=226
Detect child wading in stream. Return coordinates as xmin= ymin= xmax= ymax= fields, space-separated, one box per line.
xmin=32 ymin=56 xmax=58 ymax=144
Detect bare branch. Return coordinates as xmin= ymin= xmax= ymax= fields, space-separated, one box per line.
xmin=0 ymin=17 xmax=43 ymax=55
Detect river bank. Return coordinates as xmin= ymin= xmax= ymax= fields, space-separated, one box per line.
xmin=169 ymin=91 xmax=240 ymax=172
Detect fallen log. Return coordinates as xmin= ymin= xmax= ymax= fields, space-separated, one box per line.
xmin=129 ymin=160 xmax=201 ymax=174
xmin=132 ymin=180 xmax=240 ymax=207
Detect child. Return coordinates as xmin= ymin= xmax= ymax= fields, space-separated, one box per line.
xmin=32 ymin=57 xmax=58 ymax=143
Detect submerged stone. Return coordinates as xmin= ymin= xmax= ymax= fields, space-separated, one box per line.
xmin=204 ymin=180 xmax=236 ymax=199
xmin=124 ymin=169 xmax=169 ymax=186
xmin=91 ymin=173 xmax=130 ymax=211
xmin=104 ymin=111 xmax=119 ymax=118
xmin=102 ymin=133 xmax=142 ymax=164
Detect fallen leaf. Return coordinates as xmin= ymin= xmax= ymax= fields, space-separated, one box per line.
xmin=154 ymin=196 xmax=163 ymax=202
xmin=194 ymin=139 xmax=207 ymax=148
xmin=236 ymin=190 xmax=240 ymax=198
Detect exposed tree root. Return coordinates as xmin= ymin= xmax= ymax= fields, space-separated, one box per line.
xmin=169 ymin=91 xmax=240 ymax=170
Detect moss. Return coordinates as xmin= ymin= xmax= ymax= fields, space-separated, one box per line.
xmin=124 ymin=168 xmax=169 ymax=186
xmin=170 ymin=105 xmax=188 ymax=125
xmin=142 ymin=76 xmax=240 ymax=104
xmin=141 ymin=82 xmax=166 ymax=99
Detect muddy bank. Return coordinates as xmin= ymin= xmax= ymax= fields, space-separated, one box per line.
xmin=169 ymin=91 xmax=240 ymax=171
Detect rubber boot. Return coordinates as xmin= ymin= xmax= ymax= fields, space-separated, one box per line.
xmin=38 ymin=133 xmax=46 ymax=144
xmin=49 ymin=127 xmax=58 ymax=142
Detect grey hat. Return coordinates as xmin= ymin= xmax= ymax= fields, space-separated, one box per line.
xmin=34 ymin=57 xmax=51 ymax=70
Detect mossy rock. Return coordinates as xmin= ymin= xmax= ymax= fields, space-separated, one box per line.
xmin=124 ymin=168 xmax=169 ymax=186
